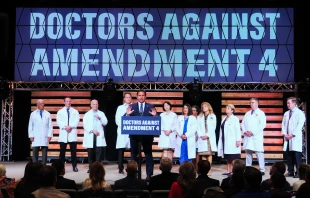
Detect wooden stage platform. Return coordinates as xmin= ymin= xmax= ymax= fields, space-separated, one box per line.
xmin=2 ymin=161 xmax=299 ymax=186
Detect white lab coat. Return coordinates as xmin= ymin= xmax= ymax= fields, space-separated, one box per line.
xmin=158 ymin=111 xmax=177 ymax=149
xmin=56 ymin=107 xmax=80 ymax=143
xmin=217 ymin=114 xmax=241 ymax=157
xmin=197 ymin=113 xmax=218 ymax=152
xmin=282 ymin=107 xmax=306 ymax=152
xmin=115 ymin=104 xmax=130 ymax=149
xmin=174 ymin=115 xmax=197 ymax=159
xmin=241 ymin=108 xmax=266 ymax=152
xmin=28 ymin=109 xmax=53 ymax=147
xmin=82 ymin=109 xmax=108 ymax=148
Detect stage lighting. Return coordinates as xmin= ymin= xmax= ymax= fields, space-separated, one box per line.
xmin=104 ymin=78 xmax=117 ymax=101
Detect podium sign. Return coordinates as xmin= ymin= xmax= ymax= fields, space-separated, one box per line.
xmin=121 ymin=116 xmax=161 ymax=135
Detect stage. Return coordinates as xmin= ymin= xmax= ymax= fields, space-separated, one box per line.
xmin=2 ymin=161 xmax=299 ymax=187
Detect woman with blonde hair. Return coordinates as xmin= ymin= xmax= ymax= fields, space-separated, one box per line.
xmin=82 ymin=161 xmax=111 ymax=190
xmin=217 ymin=104 xmax=241 ymax=175
xmin=197 ymin=102 xmax=217 ymax=167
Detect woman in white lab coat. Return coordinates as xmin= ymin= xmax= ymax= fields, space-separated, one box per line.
xmin=197 ymin=102 xmax=217 ymax=165
xmin=174 ymin=104 xmax=197 ymax=164
xmin=217 ymin=104 xmax=241 ymax=175
xmin=158 ymin=101 xmax=177 ymax=160
xmin=191 ymin=105 xmax=200 ymax=170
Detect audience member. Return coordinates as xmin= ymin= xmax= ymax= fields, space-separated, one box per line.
xmin=82 ymin=161 xmax=111 ymax=190
xmin=32 ymin=165 xmax=69 ymax=198
xmin=15 ymin=161 xmax=33 ymax=184
xmin=192 ymin=160 xmax=220 ymax=198
xmin=147 ymin=157 xmax=179 ymax=192
xmin=269 ymin=172 xmax=291 ymax=198
xmin=260 ymin=161 xmax=291 ymax=191
xmin=231 ymin=166 xmax=269 ymax=198
xmin=113 ymin=160 xmax=147 ymax=190
xmin=203 ymin=186 xmax=226 ymax=198
xmin=222 ymin=159 xmax=246 ymax=198
xmin=51 ymin=159 xmax=77 ymax=190
xmin=293 ymin=163 xmax=309 ymax=191
xmin=296 ymin=167 xmax=310 ymax=198
xmin=168 ymin=161 xmax=198 ymax=198
xmin=14 ymin=162 xmax=43 ymax=198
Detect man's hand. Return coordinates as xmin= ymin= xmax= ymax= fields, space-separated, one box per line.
xmin=236 ymin=141 xmax=241 ymax=147
xmin=93 ymin=130 xmax=99 ymax=136
xmin=149 ymin=108 xmax=157 ymax=116
xmin=65 ymin=126 xmax=72 ymax=133
xmin=48 ymin=137 xmax=52 ymax=141
xmin=126 ymin=105 xmax=134 ymax=115
xmin=30 ymin=137 xmax=34 ymax=142
xmin=200 ymin=136 xmax=208 ymax=140
xmin=94 ymin=114 xmax=101 ymax=120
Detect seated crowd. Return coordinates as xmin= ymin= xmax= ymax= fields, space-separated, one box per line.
xmin=1 ymin=158 xmax=310 ymax=198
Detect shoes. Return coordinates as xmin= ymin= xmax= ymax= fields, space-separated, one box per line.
xmin=119 ymin=169 xmax=124 ymax=174
xmin=293 ymin=175 xmax=299 ymax=178
xmin=73 ymin=167 xmax=78 ymax=172
xmin=285 ymin=173 xmax=294 ymax=177
xmin=145 ymin=176 xmax=151 ymax=181
xmin=227 ymin=173 xmax=233 ymax=177
xmin=87 ymin=170 xmax=89 ymax=173
xmin=222 ymin=172 xmax=230 ymax=175
xmin=261 ymin=172 xmax=265 ymax=176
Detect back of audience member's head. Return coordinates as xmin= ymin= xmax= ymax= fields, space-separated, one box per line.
xmin=126 ymin=160 xmax=138 ymax=177
xmin=177 ymin=161 xmax=196 ymax=194
xmin=89 ymin=161 xmax=106 ymax=190
xmin=298 ymin=163 xmax=309 ymax=180
xmin=159 ymin=157 xmax=172 ymax=173
xmin=203 ymin=187 xmax=225 ymax=198
xmin=270 ymin=172 xmax=287 ymax=189
xmin=269 ymin=189 xmax=291 ymax=198
xmin=232 ymin=159 xmax=246 ymax=175
xmin=39 ymin=165 xmax=57 ymax=187
xmin=0 ymin=164 xmax=6 ymax=176
xmin=243 ymin=166 xmax=262 ymax=191
xmin=26 ymin=162 xmax=44 ymax=183
xmin=270 ymin=161 xmax=286 ymax=175
xmin=51 ymin=159 xmax=65 ymax=176
xmin=23 ymin=161 xmax=34 ymax=179
xmin=197 ymin=160 xmax=211 ymax=175
xmin=305 ymin=167 xmax=310 ymax=182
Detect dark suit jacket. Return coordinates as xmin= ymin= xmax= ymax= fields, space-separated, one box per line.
xmin=113 ymin=176 xmax=147 ymax=190
xmin=192 ymin=175 xmax=220 ymax=198
xmin=128 ymin=102 xmax=155 ymax=142
xmin=147 ymin=172 xmax=179 ymax=191
xmin=55 ymin=176 xmax=77 ymax=190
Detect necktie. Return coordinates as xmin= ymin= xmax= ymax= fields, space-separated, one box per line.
xmin=139 ymin=103 xmax=143 ymax=114
xmin=67 ymin=108 xmax=70 ymax=125
xmin=289 ymin=110 xmax=292 ymax=119
xmin=251 ymin=110 xmax=254 ymax=115
xmin=40 ymin=110 xmax=43 ymax=118
xmin=287 ymin=110 xmax=292 ymax=132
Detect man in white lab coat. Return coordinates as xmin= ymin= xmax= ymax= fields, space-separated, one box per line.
xmin=83 ymin=99 xmax=108 ymax=172
xmin=56 ymin=97 xmax=80 ymax=172
xmin=28 ymin=99 xmax=53 ymax=165
xmin=282 ymin=97 xmax=306 ymax=178
xmin=241 ymin=98 xmax=267 ymax=175
xmin=115 ymin=92 xmax=132 ymax=174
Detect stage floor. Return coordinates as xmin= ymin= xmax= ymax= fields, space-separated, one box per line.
xmin=2 ymin=161 xmax=299 ymax=186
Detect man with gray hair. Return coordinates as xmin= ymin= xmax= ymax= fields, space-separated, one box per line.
xmin=28 ymin=99 xmax=53 ymax=165
xmin=147 ymin=157 xmax=179 ymax=191
xmin=83 ymin=99 xmax=108 ymax=173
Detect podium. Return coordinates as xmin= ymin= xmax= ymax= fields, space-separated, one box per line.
xmin=121 ymin=116 xmax=161 ymax=179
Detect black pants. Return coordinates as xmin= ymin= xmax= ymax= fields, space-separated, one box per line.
xmin=286 ymin=142 xmax=302 ymax=175
xmin=130 ymin=137 xmax=154 ymax=177
xmin=32 ymin=146 xmax=48 ymax=165
xmin=59 ymin=142 xmax=77 ymax=168
xmin=118 ymin=148 xmax=125 ymax=170
xmin=87 ymin=134 xmax=102 ymax=168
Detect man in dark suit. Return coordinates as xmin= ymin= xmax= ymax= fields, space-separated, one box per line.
xmin=125 ymin=89 xmax=157 ymax=180
xmin=193 ymin=160 xmax=220 ymax=198
xmin=51 ymin=159 xmax=77 ymax=190
xmin=147 ymin=157 xmax=179 ymax=192
xmin=113 ymin=160 xmax=147 ymax=190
